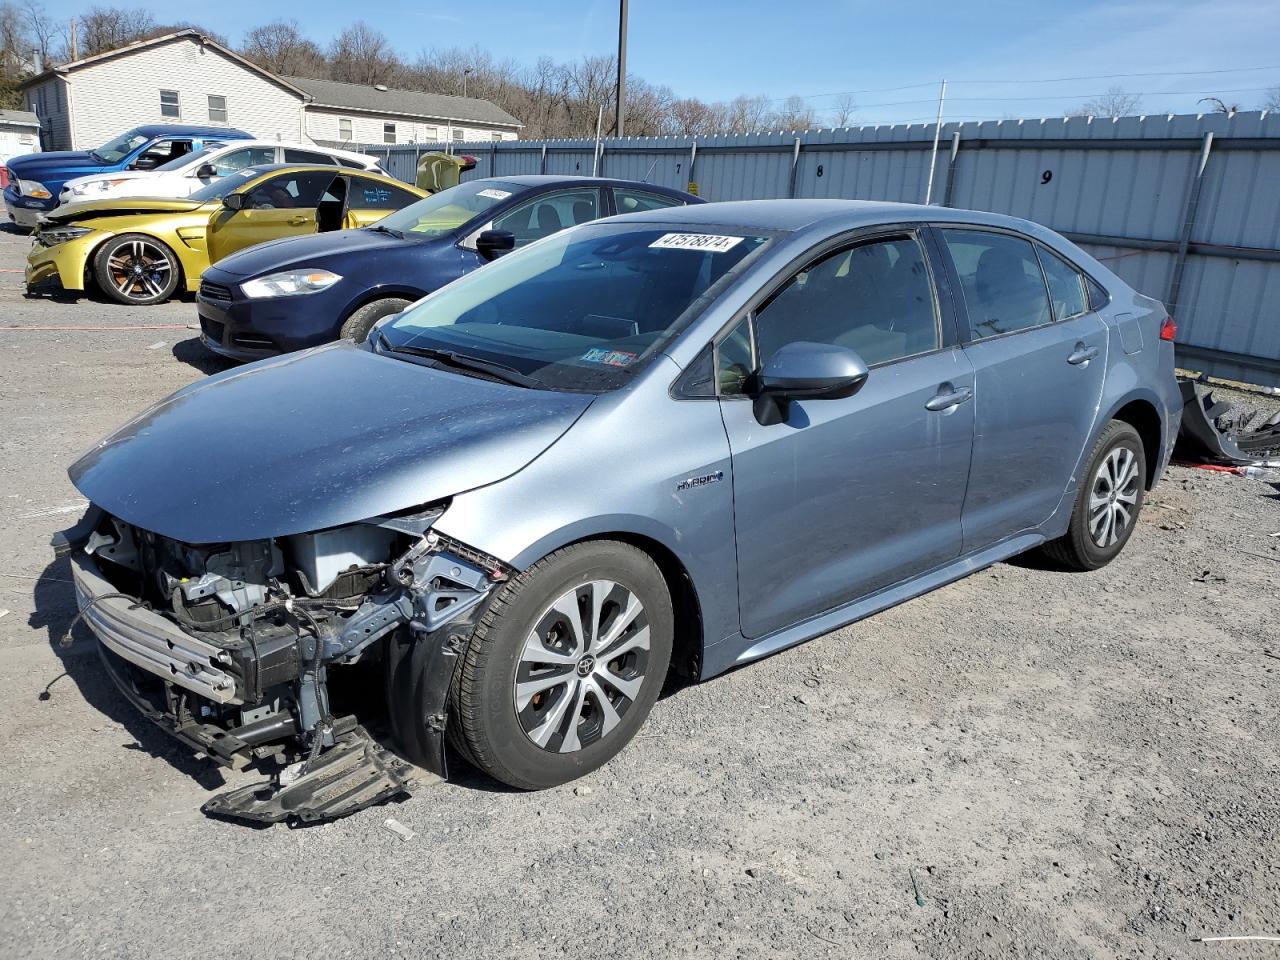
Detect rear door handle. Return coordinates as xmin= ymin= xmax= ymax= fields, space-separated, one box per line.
xmin=925 ymin=386 xmax=973 ymax=412
xmin=1067 ymin=343 xmax=1099 ymax=365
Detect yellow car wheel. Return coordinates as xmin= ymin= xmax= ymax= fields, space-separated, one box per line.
xmin=92 ymin=233 xmax=181 ymax=306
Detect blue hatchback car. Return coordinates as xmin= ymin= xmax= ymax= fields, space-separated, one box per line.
xmin=195 ymin=175 xmax=701 ymax=361
xmin=4 ymin=124 xmax=252 ymax=229
xmin=62 ymin=199 xmax=1181 ymax=820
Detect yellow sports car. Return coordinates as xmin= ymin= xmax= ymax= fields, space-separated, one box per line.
xmin=26 ymin=163 xmax=427 ymax=305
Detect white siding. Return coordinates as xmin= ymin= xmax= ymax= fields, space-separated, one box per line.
xmin=65 ymin=37 xmax=305 ymax=148
xmin=0 ymin=122 xmax=40 ymax=163
xmin=23 ymin=77 xmax=71 ymax=150
xmin=304 ymin=107 xmax=517 ymax=146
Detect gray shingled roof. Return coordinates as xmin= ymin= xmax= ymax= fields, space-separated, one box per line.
xmin=0 ymin=109 xmax=39 ymax=126
xmin=285 ymin=76 xmax=522 ymax=128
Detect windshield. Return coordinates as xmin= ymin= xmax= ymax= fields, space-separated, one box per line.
xmin=188 ymin=166 xmax=274 ymax=202
xmin=373 ymin=179 xmax=523 ymax=239
xmin=156 ymin=147 xmax=211 ymax=173
xmin=91 ymin=130 xmax=150 ymax=164
xmin=380 ymin=223 xmax=771 ymax=391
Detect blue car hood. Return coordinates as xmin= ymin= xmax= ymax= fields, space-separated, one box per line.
xmin=7 ymin=150 xmax=110 ymax=182
xmin=210 ymin=227 xmax=419 ymax=277
xmin=69 ymin=342 xmax=593 ymax=543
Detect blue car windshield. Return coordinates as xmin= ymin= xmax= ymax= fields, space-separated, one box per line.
xmin=380 ymin=223 xmax=771 ymax=392
xmin=90 ymin=130 xmax=150 ymax=164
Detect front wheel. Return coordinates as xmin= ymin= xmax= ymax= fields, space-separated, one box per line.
xmin=340 ymin=297 xmax=411 ymax=343
xmin=92 ymin=233 xmax=181 ymax=305
xmin=1042 ymin=420 xmax=1146 ymax=571
xmin=433 ymin=541 xmax=674 ymax=789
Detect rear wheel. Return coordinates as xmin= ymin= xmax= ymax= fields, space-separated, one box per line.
xmin=1042 ymin=420 xmax=1146 ymax=570
xmin=340 ymin=297 xmax=411 ymax=343
xmin=423 ymin=541 xmax=673 ymax=789
xmin=92 ymin=233 xmax=181 ymax=305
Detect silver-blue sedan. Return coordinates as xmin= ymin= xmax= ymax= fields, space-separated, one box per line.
xmin=59 ymin=199 xmax=1182 ymax=821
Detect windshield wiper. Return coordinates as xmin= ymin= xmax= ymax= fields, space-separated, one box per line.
xmin=366 ymin=224 xmax=405 ymax=239
xmin=377 ymin=336 xmax=538 ymax=388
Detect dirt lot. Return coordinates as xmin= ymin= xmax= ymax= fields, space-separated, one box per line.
xmin=0 ymin=224 xmax=1277 ymax=959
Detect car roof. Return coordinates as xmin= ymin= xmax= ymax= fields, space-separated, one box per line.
xmin=607 ymin=198 xmax=1051 ymax=236
xmin=128 ymin=124 xmax=252 ymax=138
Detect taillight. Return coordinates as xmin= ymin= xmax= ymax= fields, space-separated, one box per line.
xmin=1159 ymin=316 xmax=1177 ymax=341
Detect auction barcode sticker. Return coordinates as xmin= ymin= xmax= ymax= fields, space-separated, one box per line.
xmin=477 ymin=188 xmax=512 ymax=200
xmin=649 ymin=233 xmax=744 ymax=253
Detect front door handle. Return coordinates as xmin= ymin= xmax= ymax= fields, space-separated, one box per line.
xmin=1067 ymin=343 xmax=1099 ymax=365
xmin=925 ymin=385 xmax=973 ymax=412
xmin=287 ymin=215 xmax=311 ymax=226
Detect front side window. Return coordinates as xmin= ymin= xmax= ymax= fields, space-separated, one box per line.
xmin=160 ymin=89 xmax=180 ymax=118
xmin=243 ymin=171 xmax=339 ymax=210
xmin=614 ymin=188 xmax=685 ymax=214
xmin=373 ymin=179 xmax=524 ymax=239
xmin=383 ymin=122 xmax=396 ymax=144
xmin=716 ymin=315 xmax=756 ymax=397
xmin=338 ymin=118 xmax=353 ymax=140
xmin=493 ymin=188 xmax=601 ymax=246
xmin=208 ymin=95 xmax=227 ymax=123
xmin=1037 ymin=245 xmax=1089 ymax=322
xmin=942 ymin=229 xmax=1052 ymax=340
xmin=133 ymin=138 xmax=192 ymax=169
xmin=755 ymin=235 xmax=941 ymax=370
xmin=381 ymin=224 xmax=771 ymax=392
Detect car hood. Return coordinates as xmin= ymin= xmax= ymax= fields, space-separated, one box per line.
xmin=69 ymin=342 xmax=593 ymax=544
xmin=7 ymin=151 xmax=107 ymax=180
xmin=45 ymin=196 xmax=207 ymax=223
xmin=63 ymin=170 xmax=151 ymax=188
xmin=211 ymin=227 xmax=415 ymax=277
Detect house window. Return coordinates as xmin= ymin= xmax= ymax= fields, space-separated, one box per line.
xmin=491 ymin=132 xmax=503 ymax=141
xmin=338 ymin=118 xmax=353 ymax=141
xmin=160 ymin=89 xmax=180 ymax=118
xmin=452 ymin=128 xmax=464 ymax=141
xmin=422 ymin=125 xmax=437 ymax=141
xmin=383 ymin=122 xmax=396 ymax=144
xmin=207 ymin=95 xmax=227 ymax=123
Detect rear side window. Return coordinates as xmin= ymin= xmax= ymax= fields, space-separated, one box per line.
xmin=1037 ymin=246 xmax=1089 ymax=321
xmin=614 ymin=188 xmax=685 ymax=214
xmin=212 ymin=146 xmax=276 ymax=176
xmin=283 ymin=148 xmax=338 ymax=165
xmin=755 ymin=235 xmax=940 ymax=369
xmin=350 ymin=177 xmax=420 ymax=210
xmin=942 ymin=230 xmax=1052 ymax=339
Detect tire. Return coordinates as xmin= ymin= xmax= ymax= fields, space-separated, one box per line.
xmin=340 ymin=297 xmax=411 ymax=343
xmin=91 ymin=233 xmax=181 ymax=305
xmin=1042 ymin=420 xmax=1147 ymax=571
xmin=432 ymin=541 xmax=674 ymax=790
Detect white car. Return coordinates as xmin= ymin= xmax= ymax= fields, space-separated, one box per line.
xmin=59 ymin=141 xmax=385 ymax=204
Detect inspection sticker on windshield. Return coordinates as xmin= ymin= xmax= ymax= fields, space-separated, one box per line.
xmin=476 ymin=188 xmax=512 ymax=200
xmin=649 ymin=233 xmax=744 ymax=253
xmin=581 ymin=347 xmax=637 ymax=367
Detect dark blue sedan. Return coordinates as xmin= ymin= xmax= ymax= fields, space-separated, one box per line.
xmin=196 ymin=175 xmax=702 ymax=362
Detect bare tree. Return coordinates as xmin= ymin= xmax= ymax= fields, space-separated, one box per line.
xmin=22 ymin=0 xmax=63 ymax=66
xmin=1261 ymin=85 xmax=1280 ymax=112
xmin=77 ymin=5 xmax=154 ymax=56
xmin=830 ymin=92 xmax=857 ymax=127
xmin=1198 ymin=96 xmax=1237 ymax=115
xmin=329 ymin=21 xmax=401 ymax=85
xmin=241 ymin=19 xmax=326 ymax=78
xmin=1068 ymin=86 xmax=1141 ymax=119
xmin=775 ymin=94 xmax=818 ymax=130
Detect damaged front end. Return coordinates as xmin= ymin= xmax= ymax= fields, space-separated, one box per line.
xmin=53 ymin=502 xmax=509 ymax=825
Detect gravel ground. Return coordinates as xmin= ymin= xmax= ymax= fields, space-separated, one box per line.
xmin=0 ymin=225 xmax=1277 ymax=959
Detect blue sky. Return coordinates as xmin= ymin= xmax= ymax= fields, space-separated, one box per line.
xmin=42 ymin=0 xmax=1280 ymax=124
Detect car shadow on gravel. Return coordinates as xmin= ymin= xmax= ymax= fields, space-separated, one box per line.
xmin=28 ymin=554 xmax=230 ymax=790
xmin=172 ymin=336 xmax=235 ymax=376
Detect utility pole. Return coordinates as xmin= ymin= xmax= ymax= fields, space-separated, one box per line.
xmin=615 ymin=0 xmax=628 ymax=136
xmin=923 ymin=79 xmax=947 ymax=205
xmin=69 ymin=18 xmax=78 ymax=60
xmin=463 ymin=67 xmax=472 ymax=99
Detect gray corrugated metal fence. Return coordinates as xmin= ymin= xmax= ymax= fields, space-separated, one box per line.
xmin=358 ymin=111 xmax=1280 ymax=386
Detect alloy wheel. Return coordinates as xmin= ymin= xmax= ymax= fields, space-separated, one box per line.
xmin=513 ymin=579 xmax=651 ymax=754
xmin=1088 ymin=446 xmax=1140 ymax=547
xmin=106 ymin=239 xmax=172 ymax=301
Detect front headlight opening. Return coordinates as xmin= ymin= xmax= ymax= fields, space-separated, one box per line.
xmin=19 ymin=179 xmax=51 ymax=199
xmin=241 ymin=269 xmax=343 ymax=299
xmin=39 ymin=225 xmax=93 ymax=246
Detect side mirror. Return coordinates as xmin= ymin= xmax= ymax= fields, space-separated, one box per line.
xmin=130 ymin=155 xmax=159 ymax=171
xmin=196 ymin=163 xmax=217 ymax=179
xmin=753 ymin=341 xmax=869 ymax=426
xmin=475 ymin=229 xmax=515 ymax=261
xmin=221 ymin=192 xmax=246 ymax=211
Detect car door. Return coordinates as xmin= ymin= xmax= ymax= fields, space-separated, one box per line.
xmin=206 ymin=170 xmax=339 ymax=263
xmin=717 ymin=231 xmax=975 ymax=640
xmin=343 ymin=175 xmax=424 ymax=228
xmin=934 ymin=227 xmax=1108 ymax=550
xmin=129 ymin=138 xmax=192 ymax=171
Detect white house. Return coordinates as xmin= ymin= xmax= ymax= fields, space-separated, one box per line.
xmin=0 ymin=109 xmax=41 ymax=166
xmin=20 ymin=31 xmax=522 ymax=152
